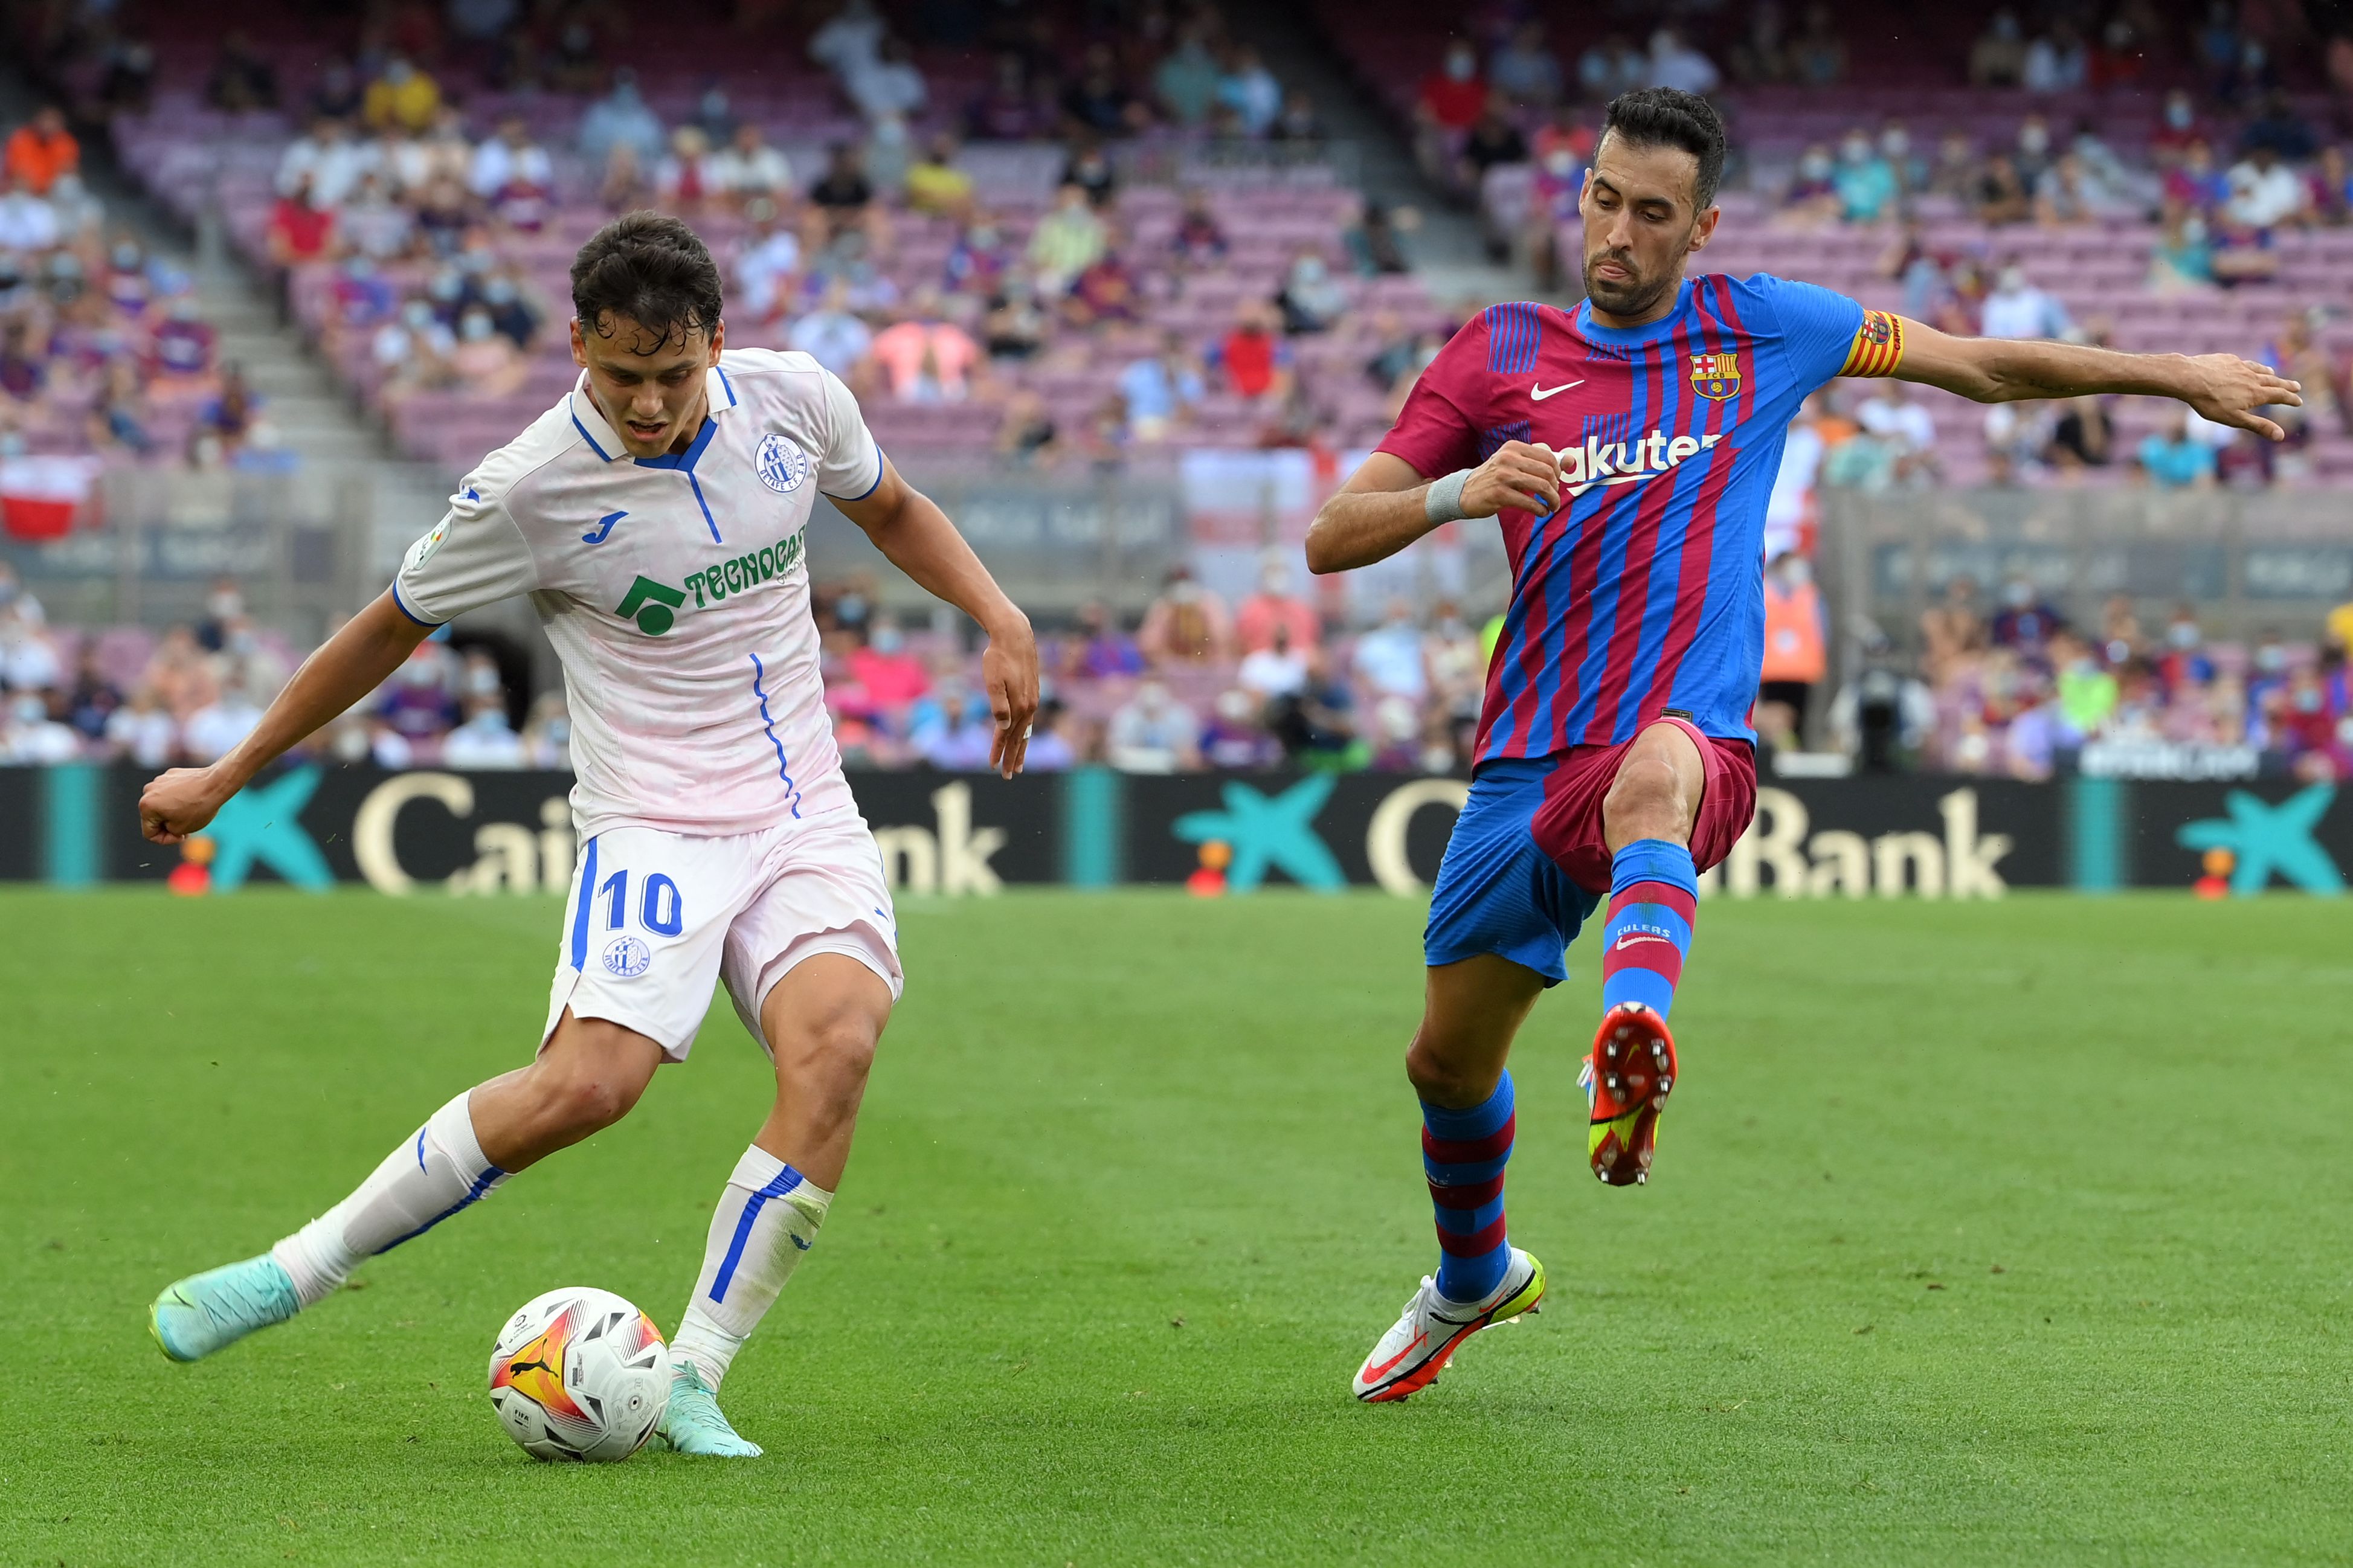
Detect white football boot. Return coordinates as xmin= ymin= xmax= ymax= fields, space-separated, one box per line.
xmin=1351 ymin=1247 xmax=1546 ymax=1403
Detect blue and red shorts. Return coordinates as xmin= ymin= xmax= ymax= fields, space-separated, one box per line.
xmin=1423 ymin=717 xmax=1756 ymax=985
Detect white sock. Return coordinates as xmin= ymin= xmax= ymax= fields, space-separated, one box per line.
xmin=669 ymin=1145 xmax=832 ymax=1390
xmin=271 ymin=1091 xmax=510 ymax=1308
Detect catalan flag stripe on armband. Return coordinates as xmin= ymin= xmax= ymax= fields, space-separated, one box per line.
xmin=1840 ymin=309 xmax=1905 ymax=378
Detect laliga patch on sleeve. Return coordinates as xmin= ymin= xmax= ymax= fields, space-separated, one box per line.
xmin=756 ymin=433 xmax=810 ymax=495
xmin=404 ymin=516 xmax=450 ymax=573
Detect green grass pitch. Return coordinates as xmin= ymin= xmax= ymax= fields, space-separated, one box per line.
xmin=7 ymin=885 xmax=2353 ymax=1566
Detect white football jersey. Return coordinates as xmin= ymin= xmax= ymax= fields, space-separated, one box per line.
xmin=393 ymin=349 xmax=882 ymax=839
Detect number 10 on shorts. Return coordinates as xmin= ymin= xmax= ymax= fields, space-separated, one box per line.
xmin=600 ymin=869 xmax=685 ymax=938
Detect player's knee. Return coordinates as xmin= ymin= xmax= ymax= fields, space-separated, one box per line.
xmin=774 ymin=1012 xmax=878 ymax=1097
xmin=538 ymin=1062 xmax=645 ymax=1137
xmin=1404 ymin=1033 xmax=1497 ymax=1108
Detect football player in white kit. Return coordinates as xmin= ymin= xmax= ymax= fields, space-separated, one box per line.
xmin=137 ymin=214 xmax=1041 ymax=1456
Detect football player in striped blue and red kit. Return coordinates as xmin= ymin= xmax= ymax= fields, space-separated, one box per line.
xmin=1318 ymin=86 xmax=2301 ymax=1402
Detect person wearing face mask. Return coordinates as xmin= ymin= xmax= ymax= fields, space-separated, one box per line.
xmin=1980 ymin=262 xmax=2070 ymax=340
xmin=1275 ymin=249 xmax=1349 ymax=334
xmin=1782 ymin=143 xmax=1840 ymax=223
xmin=1989 ymin=576 xmax=2064 ymax=655
xmin=1969 ymin=8 xmax=2027 ymax=86
xmin=361 ymin=54 xmax=442 ymax=134
xmin=1418 ymin=40 xmax=1488 ymax=137
xmin=1832 ymin=128 xmax=1897 ymax=222
xmin=481 ymin=272 xmax=540 ymax=349
xmin=1757 ymin=551 xmax=1826 ymax=746
xmin=449 ymin=304 xmax=527 ymax=395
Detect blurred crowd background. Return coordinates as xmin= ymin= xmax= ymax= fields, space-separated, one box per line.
xmin=0 ymin=0 xmax=2349 ymax=783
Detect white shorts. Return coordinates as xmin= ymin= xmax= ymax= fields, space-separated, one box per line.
xmin=542 ymin=808 xmax=902 ymax=1062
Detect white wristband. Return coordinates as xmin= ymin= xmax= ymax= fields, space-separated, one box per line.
xmin=1424 ymin=468 xmax=1472 ymax=524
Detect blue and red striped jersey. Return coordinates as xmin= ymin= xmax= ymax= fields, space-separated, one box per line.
xmin=1376 ymin=274 xmax=1878 ymax=762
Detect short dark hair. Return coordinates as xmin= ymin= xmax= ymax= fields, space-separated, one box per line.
xmin=570 ymin=211 xmax=723 ymax=344
xmin=1600 ymin=87 xmax=1727 ymax=210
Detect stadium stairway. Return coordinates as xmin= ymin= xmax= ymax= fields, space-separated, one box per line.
xmin=1222 ymin=4 xmax=1544 ymax=309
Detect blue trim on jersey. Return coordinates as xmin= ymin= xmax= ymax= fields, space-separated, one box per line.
xmin=748 ymin=654 xmax=804 ymax=818
xmin=715 ymin=365 xmax=738 ymax=408
xmin=709 ymin=1164 xmax=806 ymax=1303
xmin=634 ymin=416 xmax=720 ymax=474
xmin=823 ymin=440 xmax=887 ymax=503
xmin=687 ymin=473 xmax=722 ymax=544
xmin=1486 ymin=302 xmax=1541 ymax=375
xmin=569 ymin=834 xmax=598 ymax=970
xmin=388 ymin=578 xmax=443 ymax=628
xmin=569 ymin=405 xmax=614 ymax=461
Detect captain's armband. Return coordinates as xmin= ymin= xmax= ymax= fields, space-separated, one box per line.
xmin=1839 ymin=310 xmax=1907 ymax=378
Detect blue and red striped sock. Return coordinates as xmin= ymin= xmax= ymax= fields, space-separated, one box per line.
xmin=1422 ymin=1072 xmax=1514 ymax=1305
xmin=1599 ymin=838 xmax=1701 ymax=1018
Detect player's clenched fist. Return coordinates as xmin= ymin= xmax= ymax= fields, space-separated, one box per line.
xmin=1460 ymin=441 xmax=1563 ymax=518
xmin=140 ymin=766 xmax=231 ymax=844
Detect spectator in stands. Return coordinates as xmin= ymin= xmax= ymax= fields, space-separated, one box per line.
xmin=1156 ymin=23 xmax=1223 ymax=126
xmin=450 ymin=306 xmax=529 ymax=396
xmin=0 ymin=174 xmax=59 ymax=252
xmin=0 ymin=605 xmax=60 ymax=690
xmin=1646 ymin=26 xmax=1719 ymax=95
xmin=807 ymin=141 xmax=889 ymax=252
xmin=182 ymin=675 xmax=266 ymax=765
xmin=1579 ymin=35 xmax=1646 ymax=100
xmin=1235 ymin=552 xmax=1318 ymax=655
xmin=1106 ymin=680 xmax=1200 ymax=773
xmin=2242 ymin=90 xmax=2317 ymax=163
xmin=1926 ymin=131 xmax=1978 ymax=201
xmin=3 ymin=690 xmax=79 ymax=764
xmin=809 ymin=0 xmax=886 ymax=80
xmin=1218 ymin=47 xmax=1284 ymax=138
xmin=866 ymin=288 xmax=980 ymax=402
xmin=2138 ymin=408 xmax=2218 ymax=489
xmin=708 ymin=123 xmax=793 ymax=210
xmin=480 ymin=268 xmax=539 ymax=350
xmin=1118 ymin=330 xmax=1205 ymax=442
xmin=2166 ymin=138 xmax=2227 ymax=213
xmin=1212 ymin=301 xmax=1292 ymax=403
xmin=1728 ymin=1 xmax=1789 ymax=83
xmin=1171 ymin=188 xmax=1229 ymax=266
xmin=1990 ymin=575 xmax=2064 ymax=655
xmin=1354 ymin=599 xmax=1431 ymax=705
xmin=96 ymin=37 xmax=156 ymax=115
xmin=942 ymin=210 xmax=1009 ymax=297
xmin=903 ymin=133 xmax=972 ymax=218
xmin=277 ymin=115 xmax=372 ymax=207
xmin=266 ymin=175 xmax=336 ymax=267
xmin=1780 ymin=145 xmax=1840 ymax=225
xmin=443 ymin=698 xmax=526 ymax=768
xmin=1061 ymin=139 xmax=1119 ymax=210
xmin=4 ymin=106 xmax=77 ymax=196
xmin=469 ymin=115 xmax=553 ymax=205
xmin=1344 ymin=199 xmax=1413 ymax=277
xmin=1238 ymin=619 xmax=1310 ymax=700
xmin=1833 ymin=128 xmax=1899 ymax=223
xmin=991 ymin=387 xmax=1059 ymax=466
xmin=1270 ymin=88 xmax=1325 ymax=146
xmin=205 ymin=34 xmax=279 ymax=114
xmin=787 ymin=278 xmax=874 ymax=379
xmin=1200 ymin=688 xmax=1281 ymax=768
xmin=1453 ymin=98 xmax=1530 ymax=204
xmin=363 ymin=56 xmax=442 ymax=134
xmin=1063 ymin=43 xmax=1145 ymax=137
xmin=1418 ymin=41 xmax=1487 ymax=140
xmin=2023 ymin=20 xmax=2088 ymax=93
xmin=336 ymin=173 xmax=416 ymax=261
xmin=2310 ymin=146 xmax=2352 ymax=226
xmin=379 ymin=642 xmax=460 ymax=743
xmin=376 ymin=298 xmax=455 ymax=399
xmin=2013 ymin=114 xmax=2056 ymax=189
xmin=2045 ymin=396 xmax=2114 ymax=475
xmin=846 ymin=36 xmax=928 ymax=129
xmin=733 ymin=200 xmax=802 ymax=324
xmin=2034 ymin=152 xmax=2106 ymax=227
xmin=1757 ymin=551 xmax=1827 ymax=747
xmin=2223 ymin=144 xmax=2308 ymax=232
xmin=0 ymin=320 xmax=40 ymax=405
xmin=1856 ymin=380 xmax=1941 ymax=486
xmin=657 ymin=127 xmax=719 ymax=214
xmin=89 ymin=359 xmax=155 ymax=456
xmin=968 ymin=53 xmax=1048 ymax=141
xmin=1490 ymin=22 xmax=1563 ymax=107
xmin=1065 ymin=242 xmax=1141 ymax=329
xmin=980 ymin=277 xmax=1046 ymax=361
xmin=579 ymin=68 xmax=666 ymax=172
xmin=1074 ymin=600 xmax=1145 ymax=678
xmin=1980 ymin=263 xmax=2069 ymax=339
xmin=1971 ymin=8 xmax=2029 ymax=86
xmin=1138 ymin=565 xmax=1233 ymax=666
xmin=1275 ymin=250 xmax=1348 ymax=334
xmin=1789 ymin=4 xmax=1849 ymax=85
xmin=1026 ymin=181 xmax=1106 ymax=294
xmin=598 ymin=144 xmax=652 ymax=213
xmin=2149 ymin=198 xmax=2216 ymax=289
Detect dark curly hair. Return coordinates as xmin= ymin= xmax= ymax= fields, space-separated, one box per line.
xmin=1601 ymin=87 xmax=1728 ymax=210
xmin=570 ymin=211 xmax=724 ymax=345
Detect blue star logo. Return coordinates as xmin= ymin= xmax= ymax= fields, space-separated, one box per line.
xmin=1173 ymin=777 xmax=1345 ymax=893
xmin=202 ymin=766 xmax=335 ymax=893
xmin=2177 ymin=783 xmax=2344 ymax=896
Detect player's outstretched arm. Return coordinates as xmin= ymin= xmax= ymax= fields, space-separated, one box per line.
xmin=138 ymin=590 xmax=434 ymax=844
xmin=1891 ymin=318 xmax=2303 ymax=440
xmin=1306 ymin=443 xmax=1565 ymax=576
xmin=835 ymin=457 xmax=1038 ymax=777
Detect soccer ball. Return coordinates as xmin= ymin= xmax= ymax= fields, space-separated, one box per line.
xmin=486 ymin=1287 xmax=671 ymax=1462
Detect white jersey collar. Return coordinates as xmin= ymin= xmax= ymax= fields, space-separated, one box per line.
xmin=568 ymin=362 xmax=739 ymax=465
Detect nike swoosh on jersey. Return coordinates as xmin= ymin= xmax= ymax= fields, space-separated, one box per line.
xmin=1529 ymin=381 xmax=1584 ymax=400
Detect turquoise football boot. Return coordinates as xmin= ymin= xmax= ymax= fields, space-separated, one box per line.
xmin=656 ymin=1364 xmax=763 ymax=1457
xmin=149 ymin=1255 xmax=301 ymax=1363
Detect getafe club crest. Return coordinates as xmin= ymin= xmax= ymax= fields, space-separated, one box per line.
xmin=755 ymin=433 xmax=810 ymax=494
xmin=1689 ymin=352 xmax=1742 ymax=400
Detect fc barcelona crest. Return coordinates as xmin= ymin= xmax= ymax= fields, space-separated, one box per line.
xmin=1689 ymin=352 xmax=1742 ymax=400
